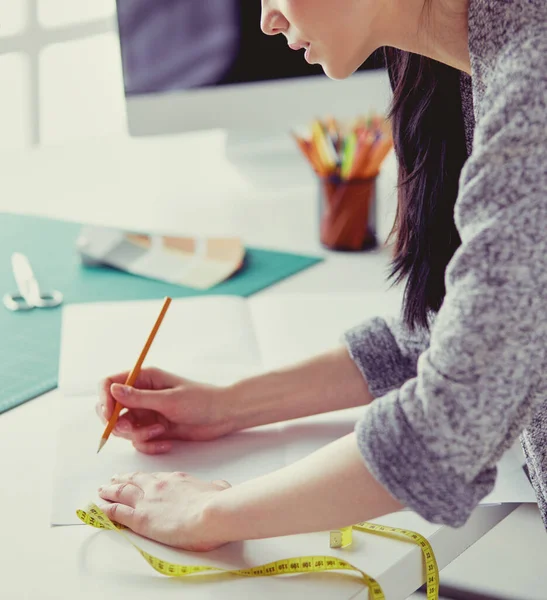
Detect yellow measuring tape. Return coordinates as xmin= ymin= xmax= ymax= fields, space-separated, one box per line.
xmin=77 ymin=504 xmax=439 ymax=599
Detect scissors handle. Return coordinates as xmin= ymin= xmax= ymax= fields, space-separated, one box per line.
xmin=3 ymin=293 xmax=31 ymax=311
xmin=4 ymin=253 xmax=64 ymax=311
xmin=33 ymin=290 xmax=64 ymax=308
xmin=3 ymin=290 xmax=63 ymax=311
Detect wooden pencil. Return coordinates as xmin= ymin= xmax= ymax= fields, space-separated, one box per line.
xmin=97 ymin=296 xmax=172 ymax=453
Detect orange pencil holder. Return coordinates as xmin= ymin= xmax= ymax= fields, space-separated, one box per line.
xmin=318 ymin=175 xmax=377 ymax=252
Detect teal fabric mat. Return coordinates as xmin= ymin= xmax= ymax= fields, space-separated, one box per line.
xmin=0 ymin=213 xmax=322 ymax=414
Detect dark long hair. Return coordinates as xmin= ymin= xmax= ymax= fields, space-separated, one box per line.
xmin=384 ymin=47 xmax=469 ymax=330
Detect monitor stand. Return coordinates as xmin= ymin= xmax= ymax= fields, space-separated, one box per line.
xmin=224 ymin=128 xmax=315 ymax=190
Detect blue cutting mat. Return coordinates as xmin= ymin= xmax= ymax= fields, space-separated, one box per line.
xmin=0 ymin=213 xmax=322 ymax=414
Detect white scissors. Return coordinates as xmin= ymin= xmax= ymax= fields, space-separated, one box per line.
xmin=3 ymin=253 xmax=63 ymax=312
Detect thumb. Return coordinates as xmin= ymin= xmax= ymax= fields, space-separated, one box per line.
xmin=111 ymin=383 xmax=173 ymax=413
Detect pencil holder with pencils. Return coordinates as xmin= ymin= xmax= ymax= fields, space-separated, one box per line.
xmin=292 ymin=115 xmax=393 ymax=252
xmin=318 ymin=175 xmax=377 ymax=251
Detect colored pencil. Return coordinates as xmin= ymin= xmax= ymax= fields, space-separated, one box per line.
xmin=292 ymin=115 xmax=393 ymax=181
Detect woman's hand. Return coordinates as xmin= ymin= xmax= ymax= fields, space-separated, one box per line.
xmin=96 ymin=349 xmax=372 ymax=454
xmin=96 ymin=367 xmax=235 ymax=454
xmin=97 ymin=471 xmax=231 ymax=551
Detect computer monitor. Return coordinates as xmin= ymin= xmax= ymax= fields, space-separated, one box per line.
xmin=114 ymin=1 xmax=393 ymax=183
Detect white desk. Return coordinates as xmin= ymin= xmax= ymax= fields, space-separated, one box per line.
xmin=438 ymin=504 xmax=547 ymax=600
xmin=0 ymin=132 xmax=544 ymax=600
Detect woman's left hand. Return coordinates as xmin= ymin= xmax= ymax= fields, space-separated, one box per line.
xmin=97 ymin=471 xmax=232 ymax=551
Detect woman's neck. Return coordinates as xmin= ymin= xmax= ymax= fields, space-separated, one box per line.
xmin=384 ymin=0 xmax=471 ymax=73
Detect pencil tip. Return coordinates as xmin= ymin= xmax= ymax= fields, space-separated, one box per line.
xmin=97 ymin=438 xmax=106 ymax=454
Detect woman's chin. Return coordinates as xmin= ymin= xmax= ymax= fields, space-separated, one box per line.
xmin=321 ymin=61 xmax=354 ymax=81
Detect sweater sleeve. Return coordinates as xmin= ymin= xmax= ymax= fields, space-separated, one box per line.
xmin=344 ymin=316 xmax=430 ymax=399
xmin=348 ymin=27 xmax=547 ymax=526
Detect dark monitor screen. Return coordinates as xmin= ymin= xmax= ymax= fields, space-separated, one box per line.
xmin=116 ymin=0 xmax=383 ymax=96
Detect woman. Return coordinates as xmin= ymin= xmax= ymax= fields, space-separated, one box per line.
xmin=96 ymin=0 xmax=547 ymax=551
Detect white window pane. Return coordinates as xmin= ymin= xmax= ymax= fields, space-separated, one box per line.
xmin=39 ymin=33 xmax=127 ymax=144
xmin=0 ymin=53 xmax=31 ymax=149
xmin=0 ymin=0 xmax=28 ymax=37
xmin=38 ymin=0 xmax=114 ymax=28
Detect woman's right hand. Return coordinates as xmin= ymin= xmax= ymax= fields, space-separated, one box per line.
xmin=96 ymin=367 xmax=235 ymax=455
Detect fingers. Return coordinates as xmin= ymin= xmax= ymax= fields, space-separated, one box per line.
xmin=98 ymin=481 xmax=144 ymax=508
xmin=97 ymin=502 xmax=138 ymax=529
xmin=95 ymin=400 xmax=107 ymax=424
xmin=115 ymin=422 xmax=166 ymax=443
xmin=109 ymin=471 xmax=151 ymax=486
xmin=211 ymin=479 xmax=232 ymax=490
xmin=110 ymin=384 xmax=176 ymax=416
xmin=97 ymin=367 xmax=169 ymax=420
xmin=97 ymin=371 xmax=130 ymax=420
xmin=133 ymin=439 xmax=173 ymax=455
xmin=95 ymin=398 xmax=131 ymax=430
xmin=95 ymin=402 xmax=168 ymax=443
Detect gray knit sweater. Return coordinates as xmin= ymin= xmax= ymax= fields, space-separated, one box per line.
xmin=345 ymin=0 xmax=547 ymax=528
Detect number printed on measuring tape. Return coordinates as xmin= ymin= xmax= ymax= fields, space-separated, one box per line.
xmin=76 ymin=503 xmax=439 ymax=600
